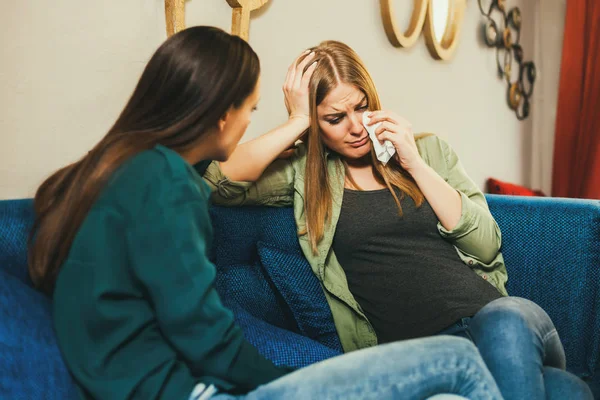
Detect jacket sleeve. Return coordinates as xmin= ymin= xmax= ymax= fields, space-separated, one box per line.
xmin=436 ymin=139 xmax=502 ymax=264
xmin=126 ymin=182 xmax=289 ymax=392
xmin=200 ymin=154 xmax=298 ymax=208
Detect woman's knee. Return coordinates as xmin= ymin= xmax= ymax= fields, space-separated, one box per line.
xmin=479 ymin=297 xmax=546 ymax=319
xmin=471 ymin=297 xmax=553 ymax=337
xmin=469 ymin=296 xmax=566 ymax=369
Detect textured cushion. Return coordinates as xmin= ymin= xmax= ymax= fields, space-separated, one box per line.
xmin=226 ymin=302 xmax=341 ymax=369
xmin=0 ymin=270 xmax=78 ymax=399
xmin=209 ymin=206 xmax=302 ymax=266
xmin=0 ymin=199 xmax=34 ymax=285
xmin=210 ymin=206 xmax=314 ymax=334
xmin=486 ymin=194 xmax=600 ymax=382
xmin=2 ymin=198 xmax=599 ymax=397
xmin=214 ymin=262 xmax=296 ymax=331
xmin=257 ymin=241 xmax=342 ymax=352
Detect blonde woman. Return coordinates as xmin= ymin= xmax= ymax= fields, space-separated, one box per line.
xmin=204 ymin=41 xmax=592 ymax=399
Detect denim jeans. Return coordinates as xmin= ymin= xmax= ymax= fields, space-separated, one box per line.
xmin=437 ymin=297 xmax=593 ymax=400
xmin=206 ymin=336 xmax=503 ymax=400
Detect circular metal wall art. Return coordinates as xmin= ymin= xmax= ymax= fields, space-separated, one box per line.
xmin=478 ymin=0 xmax=536 ymax=120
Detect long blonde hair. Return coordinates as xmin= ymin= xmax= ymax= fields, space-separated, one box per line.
xmin=299 ymin=41 xmax=426 ymax=254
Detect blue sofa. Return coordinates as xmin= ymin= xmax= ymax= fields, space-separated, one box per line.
xmin=1 ymin=195 xmax=599 ymax=399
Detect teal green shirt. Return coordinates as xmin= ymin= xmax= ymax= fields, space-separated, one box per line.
xmin=53 ymin=145 xmax=288 ymax=400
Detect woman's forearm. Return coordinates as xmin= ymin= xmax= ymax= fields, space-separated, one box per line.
xmin=220 ymin=116 xmax=308 ymax=182
xmin=410 ymin=161 xmax=462 ymax=231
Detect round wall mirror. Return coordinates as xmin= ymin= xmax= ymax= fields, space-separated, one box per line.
xmin=431 ymin=0 xmax=451 ymax=43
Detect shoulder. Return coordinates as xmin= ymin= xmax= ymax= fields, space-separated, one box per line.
xmin=99 ymin=145 xmax=209 ymax=218
xmin=415 ymin=133 xmax=457 ymax=157
xmin=286 ymin=142 xmax=308 ymax=179
xmin=414 ymin=133 xmax=455 ymax=178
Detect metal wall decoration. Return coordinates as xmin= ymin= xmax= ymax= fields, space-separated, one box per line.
xmin=478 ymin=0 xmax=536 ymax=120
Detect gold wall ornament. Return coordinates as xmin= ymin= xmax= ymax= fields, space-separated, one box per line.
xmin=164 ymin=0 xmax=270 ymax=41
xmin=165 ymin=0 xmax=186 ymax=37
xmin=226 ymin=0 xmax=270 ymax=41
xmin=380 ymin=0 xmax=467 ymax=61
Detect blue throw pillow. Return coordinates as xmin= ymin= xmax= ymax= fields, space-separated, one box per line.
xmin=227 ymin=302 xmax=341 ymax=369
xmin=0 ymin=270 xmax=78 ymax=399
xmin=257 ymin=241 xmax=343 ymax=352
xmin=214 ymin=262 xmax=297 ymax=332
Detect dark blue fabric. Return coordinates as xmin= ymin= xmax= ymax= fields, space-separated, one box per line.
xmin=487 ymin=194 xmax=600 ymax=393
xmin=1 ymin=197 xmax=599 ymax=398
xmin=257 ymin=241 xmax=342 ymax=351
xmin=0 ymin=199 xmax=34 ymax=285
xmin=209 ymin=206 xmax=311 ymax=334
xmin=209 ymin=206 xmax=302 ymax=266
xmin=225 ymin=302 xmax=341 ymax=369
xmin=0 ymin=269 xmax=79 ymax=399
xmin=214 ymin=262 xmax=297 ymax=331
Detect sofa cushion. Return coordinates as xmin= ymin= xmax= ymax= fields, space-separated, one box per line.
xmin=0 ymin=270 xmax=78 ymax=399
xmin=209 ymin=206 xmax=302 ymax=266
xmin=0 ymin=199 xmax=34 ymax=285
xmin=257 ymin=241 xmax=342 ymax=352
xmin=226 ymin=302 xmax=341 ymax=369
xmin=214 ymin=262 xmax=297 ymax=332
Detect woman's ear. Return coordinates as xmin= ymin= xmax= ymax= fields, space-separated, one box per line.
xmin=218 ymin=110 xmax=230 ymax=133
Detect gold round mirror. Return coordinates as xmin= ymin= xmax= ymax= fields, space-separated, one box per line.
xmin=424 ymin=0 xmax=467 ymax=60
xmin=380 ymin=0 xmax=466 ymax=60
xmin=380 ymin=0 xmax=429 ymax=48
xmin=431 ymin=0 xmax=451 ymax=43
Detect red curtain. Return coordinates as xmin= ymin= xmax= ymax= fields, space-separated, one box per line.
xmin=552 ymin=0 xmax=600 ymax=199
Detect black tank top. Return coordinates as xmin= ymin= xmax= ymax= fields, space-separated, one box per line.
xmin=332 ymin=188 xmax=502 ymax=343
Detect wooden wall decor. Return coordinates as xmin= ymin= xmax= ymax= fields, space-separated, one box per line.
xmin=164 ymin=0 xmax=270 ymax=41
xmin=165 ymin=0 xmax=186 ymax=37
xmin=226 ymin=0 xmax=270 ymax=41
xmin=380 ymin=0 xmax=467 ymax=61
xmin=478 ymin=0 xmax=536 ymax=120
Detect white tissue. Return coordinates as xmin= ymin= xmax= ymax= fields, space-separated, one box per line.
xmin=363 ymin=113 xmax=396 ymax=165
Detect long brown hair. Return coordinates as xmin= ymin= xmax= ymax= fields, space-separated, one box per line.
xmin=300 ymin=41 xmax=426 ymax=253
xmin=29 ymin=26 xmax=260 ymax=295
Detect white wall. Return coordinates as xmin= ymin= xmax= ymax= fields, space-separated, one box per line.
xmin=530 ymin=0 xmax=566 ymax=194
xmin=1 ymin=0 xmax=165 ymax=199
xmin=1 ymin=0 xmax=548 ymax=199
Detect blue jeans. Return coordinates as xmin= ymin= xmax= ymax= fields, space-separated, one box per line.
xmin=208 ymin=336 xmax=503 ymax=400
xmin=437 ymin=297 xmax=593 ymax=400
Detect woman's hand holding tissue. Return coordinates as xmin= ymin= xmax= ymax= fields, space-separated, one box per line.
xmin=367 ymin=110 xmax=462 ymax=230
xmin=366 ymin=110 xmax=426 ymax=175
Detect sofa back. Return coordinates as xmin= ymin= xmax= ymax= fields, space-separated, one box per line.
xmin=2 ymin=195 xmax=600 ymax=396
xmin=487 ymin=194 xmax=600 ymax=384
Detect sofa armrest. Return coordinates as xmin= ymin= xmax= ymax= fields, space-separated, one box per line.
xmin=486 ymin=194 xmax=600 ymax=380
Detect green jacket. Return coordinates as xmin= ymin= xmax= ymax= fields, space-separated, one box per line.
xmin=203 ymin=134 xmax=508 ymax=353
